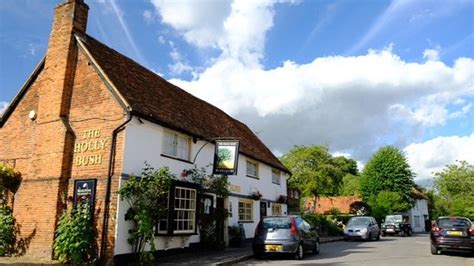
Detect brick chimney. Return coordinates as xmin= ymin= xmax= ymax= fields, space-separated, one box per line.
xmin=25 ymin=0 xmax=89 ymax=258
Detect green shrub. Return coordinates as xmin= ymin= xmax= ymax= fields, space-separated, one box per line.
xmin=0 ymin=207 xmax=15 ymax=256
xmin=53 ymin=203 xmax=96 ymax=264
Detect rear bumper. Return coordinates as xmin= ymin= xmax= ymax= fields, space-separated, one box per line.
xmin=253 ymin=240 xmax=299 ymax=254
xmin=431 ymin=237 xmax=474 ymax=252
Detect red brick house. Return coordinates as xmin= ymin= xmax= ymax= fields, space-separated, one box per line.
xmin=0 ymin=0 xmax=290 ymax=263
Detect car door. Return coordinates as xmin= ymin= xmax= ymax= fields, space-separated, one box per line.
xmin=370 ymin=217 xmax=379 ymax=237
xmin=303 ymin=219 xmax=317 ymax=249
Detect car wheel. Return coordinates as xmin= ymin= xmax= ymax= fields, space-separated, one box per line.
xmin=381 ymin=232 xmax=386 ymax=237
xmin=313 ymin=240 xmax=320 ymax=255
xmin=294 ymin=243 xmax=304 ymax=260
xmin=430 ymin=244 xmax=438 ymax=255
xmin=376 ymin=232 xmax=381 ymax=241
xmin=408 ymin=229 xmax=412 ymax=236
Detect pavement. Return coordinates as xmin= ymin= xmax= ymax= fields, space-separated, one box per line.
xmin=156 ymin=236 xmax=344 ymax=265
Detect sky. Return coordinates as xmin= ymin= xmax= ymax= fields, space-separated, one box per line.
xmin=0 ymin=0 xmax=473 ymax=186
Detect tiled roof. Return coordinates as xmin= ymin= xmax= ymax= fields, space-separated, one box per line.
xmin=305 ymin=196 xmax=362 ymax=214
xmin=79 ymin=34 xmax=289 ymax=174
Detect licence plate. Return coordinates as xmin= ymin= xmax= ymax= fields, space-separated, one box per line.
xmin=265 ymin=245 xmax=282 ymax=252
xmin=387 ymin=229 xmax=394 ymax=232
xmin=447 ymin=231 xmax=463 ymax=236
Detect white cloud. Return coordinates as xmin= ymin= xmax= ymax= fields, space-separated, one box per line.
xmin=0 ymin=101 xmax=8 ymax=115
xmin=149 ymin=0 xmax=474 ymax=162
xmin=143 ymin=9 xmax=154 ymax=24
xmin=404 ymin=133 xmax=474 ymax=181
xmin=423 ymin=48 xmax=440 ymax=61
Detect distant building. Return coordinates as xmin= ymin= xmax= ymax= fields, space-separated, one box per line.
xmin=408 ymin=189 xmax=429 ymax=232
xmin=287 ymin=187 xmax=301 ymax=214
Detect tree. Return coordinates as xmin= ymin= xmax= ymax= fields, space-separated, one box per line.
xmin=433 ymin=161 xmax=474 ymax=220
xmin=281 ymin=145 xmax=342 ymax=198
xmin=369 ymin=191 xmax=412 ymax=222
xmin=360 ymin=146 xmax=415 ymax=204
xmin=340 ymin=174 xmax=360 ymax=196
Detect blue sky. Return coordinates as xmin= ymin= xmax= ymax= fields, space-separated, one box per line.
xmin=1 ymin=0 xmax=473 ymax=184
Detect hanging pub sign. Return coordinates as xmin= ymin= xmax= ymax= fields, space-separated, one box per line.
xmin=73 ymin=179 xmax=97 ymax=215
xmin=213 ymin=140 xmax=240 ymax=175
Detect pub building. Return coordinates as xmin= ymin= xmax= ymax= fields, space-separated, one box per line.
xmin=0 ymin=0 xmax=290 ymax=263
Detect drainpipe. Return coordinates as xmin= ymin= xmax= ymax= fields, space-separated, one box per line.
xmin=99 ymin=113 xmax=132 ymax=263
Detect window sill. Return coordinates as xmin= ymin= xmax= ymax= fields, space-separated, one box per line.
xmin=238 ymin=221 xmax=254 ymax=224
xmin=161 ymin=154 xmax=193 ymax=164
xmin=246 ymin=175 xmax=259 ymax=179
xmin=272 ymin=182 xmax=280 ymax=185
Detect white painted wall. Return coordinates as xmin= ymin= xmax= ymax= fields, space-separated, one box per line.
xmin=408 ymin=199 xmax=429 ymax=232
xmin=114 ymin=117 xmax=288 ymax=255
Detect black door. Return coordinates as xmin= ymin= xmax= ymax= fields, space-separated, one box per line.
xmin=260 ymin=202 xmax=267 ymax=220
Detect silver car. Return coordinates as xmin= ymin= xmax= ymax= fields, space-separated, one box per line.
xmin=344 ymin=216 xmax=380 ymax=241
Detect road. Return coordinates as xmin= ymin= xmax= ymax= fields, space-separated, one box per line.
xmin=239 ymin=234 xmax=474 ymax=266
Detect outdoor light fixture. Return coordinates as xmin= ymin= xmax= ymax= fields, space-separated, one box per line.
xmin=28 ymin=110 xmax=37 ymax=121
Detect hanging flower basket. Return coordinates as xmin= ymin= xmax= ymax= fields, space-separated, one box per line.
xmin=251 ymin=191 xmax=262 ymax=200
xmin=277 ymin=195 xmax=287 ymax=204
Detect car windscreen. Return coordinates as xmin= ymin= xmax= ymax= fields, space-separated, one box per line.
xmin=347 ymin=217 xmax=370 ymax=226
xmin=385 ymin=215 xmax=402 ymax=223
xmin=438 ymin=218 xmax=471 ymax=228
xmin=263 ymin=217 xmax=291 ymax=229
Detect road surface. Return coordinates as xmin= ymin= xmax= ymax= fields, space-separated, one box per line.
xmin=240 ymin=234 xmax=474 ymax=265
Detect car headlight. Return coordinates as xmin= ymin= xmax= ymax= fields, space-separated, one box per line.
xmin=360 ymin=228 xmax=368 ymax=233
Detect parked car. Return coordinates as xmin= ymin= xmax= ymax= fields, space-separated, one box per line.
xmin=344 ymin=216 xmax=380 ymax=241
xmin=430 ymin=216 xmax=474 ymax=255
xmin=252 ymin=215 xmax=320 ymax=260
xmin=381 ymin=214 xmax=412 ymax=236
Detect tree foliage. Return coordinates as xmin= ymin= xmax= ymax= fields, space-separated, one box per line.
xmin=368 ymin=191 xmax=412 ymax=222
xmin=281 ymin=145 xmax=358 ymax=197
xmin=0 ymin=163 xmax=22 ymax=207
xmin=340 ymin=174 xmax=361 ymax=196
xmin=432 ymin=161 xmax=474 ymax=220
xmin=0 ymin=207 xmax=15 ymax=256
xmin=360 ymin=146 xmax=415 ymax=203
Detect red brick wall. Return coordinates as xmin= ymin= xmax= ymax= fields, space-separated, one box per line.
xmin=304 ymin=196 xmax=362 ymax=214
xmin=0 ymin=0 xmax=127 ymax=261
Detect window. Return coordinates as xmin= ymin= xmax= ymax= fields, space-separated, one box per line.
xmin=238 ymin=200 xmax=253 ymax=222
xmin=174 ymin=187 xmax=196 ymax=233
xmin=272 ymin=169 xmax=280 ymax=184
xmin=229 ymin=201 xmax=233 ymax=217
xmin=272 ymin=203 xmax=282 ymax=215
xmin=294 ymin=190 xmax=299 ymax=199
xmin=246 ymin=160 xmax=258 ymax=178
xmin=163 ymin=130 xmax=190 ymax=160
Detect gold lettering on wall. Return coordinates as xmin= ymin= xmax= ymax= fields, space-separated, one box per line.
xmin=74 ymin=129 xmax=108 ymax=166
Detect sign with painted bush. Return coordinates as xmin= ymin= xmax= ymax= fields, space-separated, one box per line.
xmin=213 ymin=140 xmax=240 ymax=175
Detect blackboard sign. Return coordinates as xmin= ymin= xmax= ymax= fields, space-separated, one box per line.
xmin=73 ymin=179 xmax=96 ymax=214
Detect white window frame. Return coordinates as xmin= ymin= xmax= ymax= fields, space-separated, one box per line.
xmin=272 ymin=203 xmax=282 ymax=215
xmin=272 ymin=169 xmax=281 ymax=185
xmin=173 ymin=186 xmax=196 ymax=234
xmin=246 ymin=160 xmax=259 ymax=179
xmin=238 ymin=199 xmax=253 ymax=222
xmin=162 ymin=130 xmax=191 ymax=161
